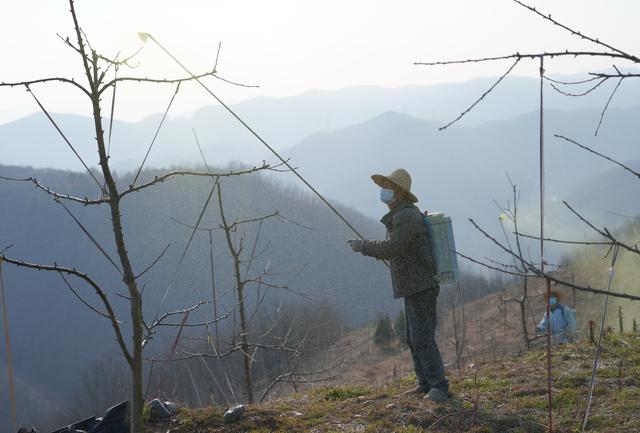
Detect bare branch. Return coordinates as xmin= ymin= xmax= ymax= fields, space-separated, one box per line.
xmin=150 ymin=299 xmax=217 ymax=330
xmin=258 ymin=358 xmax=343 ymax=403
xmin=455 ymin=250 xmax=528 ymax=277
xmin=228 ymin=211 xmax=280 ymax=230
xmin=99 ymin=69 xmax=215 ymax=94
xmin=543 ymin=75 xmax=602 ymax=86
xmin=595 ymin=77 xmax=624 ymax=136
xmin=1 ymin=254 xmax=132 ymax=364
xmin=56 ymin=200 xmax=123 ymax=274
xmin=59 ymin=273 xmax=111 ymax=320
xmin=511 ymin=0 xmax=640 ymax=61
xmin=245 ymin=276 xmax=322 ymax=304
xmin=548 ymin=77 xmax=608 ymax=97
xmin=0 ymin=175 xmax=107 ymax=205
xmin=0 ymin=77 xmax=90 ymax=97
xmin=24 ymin=85 xmax=105 ymax=191
xmin=517 ymin=232 xmax=612 ymax=246
xmin=439 ymin=59 xmax=520 ymax=130
xmin=97 ymin=46 xmax=144 ymax=68
xmin=131 ymin=82 xmax=182 ymax=187
xmin=56 ymin=33 xmax=86 ymax=58
xmin=169 ymin=217 xmax=220 ymax=232
xmin=211 ymin=73 xmax=259 ymax=89
xmin=213 ymin=42 xmax=222 ymax=72
xmin=590 ymin=72 xmax=640 ymax=79
xmin=415 ymin=51 xmax=633 ymax=67
xmin=134 ymin=244 xmax=171 ymax=280
xmin=467 ymin=218 xmax=640 ymax=301
xmin=156 ymin=346 xmax=239 ymax=362
xmin=120 ymin=163 xmax=281 ymax=198
xmin=562 ymin=201 xmax=640 ymax=256
xmin=555 ymin=135 xmax=640 ymax=179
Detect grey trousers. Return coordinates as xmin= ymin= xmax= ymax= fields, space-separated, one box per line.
xmin=404 ymin=288 xmax=448 ymax=391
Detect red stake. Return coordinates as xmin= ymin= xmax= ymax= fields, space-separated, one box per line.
xmin=545 ymin=277 xmax=553 ymax=433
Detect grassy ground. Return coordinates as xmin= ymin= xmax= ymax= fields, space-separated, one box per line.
xmin=149 ymin=332 xmax=640 ymax=433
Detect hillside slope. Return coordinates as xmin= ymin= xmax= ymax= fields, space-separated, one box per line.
xmin=0 ymin=163 xmax=391 ymax=429
xmin=152 ymin=333 xmax=640 ymax=433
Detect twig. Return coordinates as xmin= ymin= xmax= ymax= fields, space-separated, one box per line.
xmin=131 ymin=82 xmax=182 ymax=187
xmin=556 ymin=135 xmax=640 ymax=179
xmin=562 ymin=201 xmax=640 ymax=255
xmin=56 ymin=200 xmax=122 ymax=274
xmin=0 ymin=175 xmax=107 ymax=205
xmin=24 ymin=85 xmax=104 ymax=191
xmin=543 ymin=75 xmax=601 ymax=86
xmin=595 ymin=77 xmax=624 ymax=136
xmin=59 ymin=272 xmax=112 ymax=320
xmin=439 ymin=59 xmax=520 ymax=130
xmin=134 ymin=244 xmax=171 ymax=280
xmin=549 ymin=77 xmax=608 ymax=97
xmin=517 ymin=232 xmax=611 ymax=246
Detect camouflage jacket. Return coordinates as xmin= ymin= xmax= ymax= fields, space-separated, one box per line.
xmin=360 ymin=201 xmax=439 ymax=298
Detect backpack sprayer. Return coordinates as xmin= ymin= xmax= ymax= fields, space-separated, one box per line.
xmin=424 ymin=212 xmax=459 ymax=284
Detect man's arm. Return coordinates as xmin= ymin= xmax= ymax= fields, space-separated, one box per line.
xmin=359 ymin=210 xmax=420 ymax=260
xmin=535 ymin=313 xmax=548 ymax=333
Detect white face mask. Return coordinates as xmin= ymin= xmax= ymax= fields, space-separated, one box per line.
xmin=380 ymin=188 xmax=395 ymax=204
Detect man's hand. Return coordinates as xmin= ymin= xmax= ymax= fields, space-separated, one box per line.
xmin=346 ymin=239 xmax=363 ymax=252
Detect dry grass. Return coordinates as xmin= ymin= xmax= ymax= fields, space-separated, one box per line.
xmin=147 ymin=332 xmax=640 ymax=433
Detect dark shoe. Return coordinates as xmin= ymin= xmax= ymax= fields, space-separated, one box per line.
xmin=424 ymin=388 xmax=448 ymax=403
xmin=403 ymin=385 xmax=428 ymax=396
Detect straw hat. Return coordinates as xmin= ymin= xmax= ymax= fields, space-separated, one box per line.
xmin=544 ymin=289 xmax=564 ymax=302
xmin=371 ymin=168 xmax=418 ymax=203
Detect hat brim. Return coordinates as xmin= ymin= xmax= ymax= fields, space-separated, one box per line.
xmin=371 ymin=174 xmax=418 ymax=203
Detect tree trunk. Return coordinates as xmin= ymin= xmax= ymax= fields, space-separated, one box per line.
xmin=237 ymin=283 xmax=253 ymax=403
xmin=89 ymin=58 xmax=144 ymax=431
xmin=519 ymin=275 xmax=530 ymax=351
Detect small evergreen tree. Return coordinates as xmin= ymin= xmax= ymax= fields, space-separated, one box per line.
xmin=394 ymin=309 xmax=407 ymax=346
xmin=374 ymin=314 xmax=395 ymax=349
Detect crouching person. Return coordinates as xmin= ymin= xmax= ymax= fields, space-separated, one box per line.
xmin=347 ymin=168 xmax=449 ymax=403
xmin=535 ymin=290 xmax=577 ymax=344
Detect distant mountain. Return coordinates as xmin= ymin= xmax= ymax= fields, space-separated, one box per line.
xmin=286 ymin=107 xmax=640 ymax=262
xmin=3 ymin=75 xmax=640 ymax=172
xmin=0 ymin=163 xmax=391 ymax=429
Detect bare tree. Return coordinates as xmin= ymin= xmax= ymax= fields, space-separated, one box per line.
xmin=0 ymin=2 xmax=278 ymax=431
xmin=493 ymin=179 xmax=538 ymax=350
xmin=213 ymin=178 xmax=342 ymax=403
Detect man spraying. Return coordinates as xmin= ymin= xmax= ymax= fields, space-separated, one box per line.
xmin=347 ymin=168 xmax=449 ymax=403
xmin=535 ymin=290 xmax=577 ymax=345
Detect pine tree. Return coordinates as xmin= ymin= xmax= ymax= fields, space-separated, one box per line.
xmin=394 ymin=310 xmax=407 ymax=346
xmin=374 ymin=314 xmax=395 ymax=349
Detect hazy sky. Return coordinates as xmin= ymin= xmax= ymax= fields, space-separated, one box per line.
xmin=1 ymin=0 xmax=638 ymax=124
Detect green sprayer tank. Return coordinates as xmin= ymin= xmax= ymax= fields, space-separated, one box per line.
xmin=424 ymin=212 xmax=459 ymax=284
